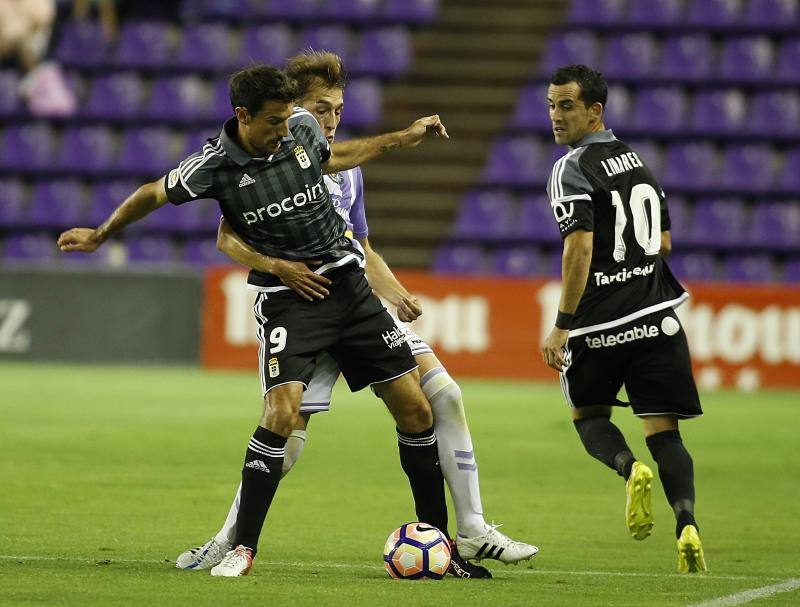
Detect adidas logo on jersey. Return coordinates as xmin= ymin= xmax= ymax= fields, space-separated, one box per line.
xmin=239 ymin=173 xmax=256 ymax=188
xmin=585 ymin=324 xmax=659 ymax=349
xmin=245 ymin=459 xmax=271 ymax=473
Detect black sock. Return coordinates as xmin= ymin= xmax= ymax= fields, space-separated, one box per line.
xmin=233 ymin=426 xmax=287 ymax=554
xmin=574 ymin=417 xmax=636 ymax=479
xmin=397 ymin=426 xmax=449 ymax=537
xmin=646 ymin=429 xmax=697 ymax=538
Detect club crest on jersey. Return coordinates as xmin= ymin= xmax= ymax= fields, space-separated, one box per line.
xmin=168 ymin=168 xmax=180 ymax=188
xmin=294 ymin=145 xmax=311 ymax=169
xmin=268 ymin=357 xmax=280 ymax=378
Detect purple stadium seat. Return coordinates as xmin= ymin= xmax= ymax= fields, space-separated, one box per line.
xmin=342 ymin=79 xmax=382 ymax=128
xmin=383 ymin=0 xmax=439 ymax=24
xmin=778 ymin=146 xmax=800 ymax=190
xmin=85 ymin=73 xmax=147 ymax=120
xmin=603 ymin=85 xmax=633 ymax=131
xmin=0 ymin=70 xmax=21 ymax=117
xmin=628 ymin=0 xmax=684 ymax=25
xmin=744 ymin=0 xmax=799 ymax=26
xmin=355 ymin=27 xmax=411 ymax=76
xmin=660 ymin=34 xmax=715 ymax=80
xmin=184 ymin=237 xmax=223 ymax=265
xmin=125 ymin=236 xmax=176 ymax=264
xmin=721 ymin=144 xmax=777 ymax=190
xmin=87 ymin=181 xmax=139 ymax=225
xmin=133 ymin=198 xmax=215 ymax=234
xmin=686 ymin=0 xmax=744 ymax=26
xmin=0 ymin=124 xmax=56 ymax=171
xmin=242 ymin=24 xmax=294 ymax=66
xmin=484 ymin=137 xmax=547 ymax=186
xmin=494 ymin=246 xmax=546 ymax=276
xmin=3 ymin=233 xmax=57 ymax=263
xmin=633 ymin=87 xmax=688 ymax=134
xmin=297 ymin=25 xmax=351 ymax=62
xmin=663 ymin=195 xmax=691 ymax=245
xmin=55 ymin=20 xmax=109 ymax=67
xmin=723 ymin=254 xmax=775 ymax=282
xmin=433 ymin=244 xmax=489 ymax=274
xmin=453 ymin=190 xmax=517 ymax=239
xmin=212 ymin=79 xmax=233 ymax=122
xmin=325 ymin=0 xmax=380 ymax=23
xmin=691 ymin=89 xmax=748 ymax=134
xmin=516 ymin=194 xmax=561 ymax=243
xmin=27 ymin=180 xmax=85 ymax=229
xmin=57 ymin=126 xmax=116 ymax=174
xmin=513 ymin=83 xmax=551 ymax=130
xmin=116 ymin=127 xmax=179 ymax=174
xmin=262 ymin=0 xmax=318 ymax=20
xmin=0 ymin=178 xmax=26 ymax=227
xmin=749 ymin=90 xmax=800 ymax=136
xmin=623 ymin=139 xmax=663 ymax=174
xmin=661 ymin=142 xmax=719 ymax=190
xmin=177 ymin=23 xmax=237 ymax=70
xmin=567 ymin=0 xmax=627 ymax=24
xmin=539 ymin=31 xmax=598 ymax=75
xmin=148 ymin=76 xmax=212 ymax=122
xmin=603 ymin=33 xmax=660 ymax=78
xmin=115 ymin=21 xmax=174 ymax=68
xmin=783 ymin=258 xmax=800 ymax=282
xmin=184 ymin=0 xmax=251 ymax=19
xmin=666 ymin=252 xmax=718 ymax=282
xmin=718 ymin=37 xmax=775 ymax=82
xmin=689 ymin=198 xmax=747 ymax=246
xmin=776 ymin=38 xmax=800 ymax=82
xmin=749 ymin=201 xmax=800 ymax=249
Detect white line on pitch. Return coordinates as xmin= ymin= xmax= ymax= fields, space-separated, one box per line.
xmin=0 ymin=555 xmax=785 ymax=582
xmin=688 ymin=578 xmax=800 ymax=607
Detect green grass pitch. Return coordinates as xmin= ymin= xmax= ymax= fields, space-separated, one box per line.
xmin=1 ymin=362 xmax=799 ymax=606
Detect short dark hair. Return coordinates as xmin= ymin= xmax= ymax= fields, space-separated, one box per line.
xmin=286 ymin=50 xmax=348 ymax=99
xmin=550 ymin=64 xmax=608 ymax=109
xmin=229 ymin=64 xmax=298 ymax=114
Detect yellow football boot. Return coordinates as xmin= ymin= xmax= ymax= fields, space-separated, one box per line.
xmin=677 ymin=524 xmax=707 ymax=573
xmin=625 ymin=461 xmax=654 ymax=540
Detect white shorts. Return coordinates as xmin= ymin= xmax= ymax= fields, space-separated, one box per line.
xmin=299 ymin=313 xmax=431 ymax=414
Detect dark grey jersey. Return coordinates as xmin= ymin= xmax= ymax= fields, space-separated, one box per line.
xmin=546 ymin=130 xmax=687 ymax=335
xmin=165 ymin=108 xmax=361 ymax=290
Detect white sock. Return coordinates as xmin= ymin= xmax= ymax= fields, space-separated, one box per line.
xmin=214 ymin=429 xmax=307 ymax=546
xmin=421 ymin=367 xmax=487 ymax=538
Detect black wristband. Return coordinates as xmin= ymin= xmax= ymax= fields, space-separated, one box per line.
xmin=555 ymin=310 xmax=573 ymax=330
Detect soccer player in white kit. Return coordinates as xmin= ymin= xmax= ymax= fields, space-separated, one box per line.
xmin=176 ymin=51 xmax=538 ymax=577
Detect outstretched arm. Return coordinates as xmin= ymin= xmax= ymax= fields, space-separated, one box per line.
xmin=358 ymin=237 xmax=422 ymax=322
xmin=58 ymin=177 xmax=169 ymax=252
xmin=541 ymin=229 xmax=593 ymax=372
xmin=216 ymin=219 xmax=331 ymax=301
xmin=325 ymin=115 xmax=448 ymax=174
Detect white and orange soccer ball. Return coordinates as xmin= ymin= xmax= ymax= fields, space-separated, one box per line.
xmin=383 ymin=522 xmax=451 ymax=580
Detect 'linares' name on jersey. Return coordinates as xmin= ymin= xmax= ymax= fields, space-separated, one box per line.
xmin=242 ymin=177 xmax=326 ymax=224
xmin=585 ymin=324 xmax=659 ymax=348
xmin=600 ymin=151 xmax=644 ymax=177
xmin=594 ymin=261 xmax=655 ymax=286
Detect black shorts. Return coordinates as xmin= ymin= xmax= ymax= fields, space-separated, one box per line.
xmin=561 ymin=308 xmax=702 ymax=419
xmin=252 ymin=265 xmax=417 ymax=395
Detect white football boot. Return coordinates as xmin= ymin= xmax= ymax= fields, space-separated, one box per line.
xmin=210 ymin=545 xmax=254 ymax=577
xmin=175 ymin=537 xmax=232 ymax=570
xmin=456 ymin=523 xmax=539 ymax=564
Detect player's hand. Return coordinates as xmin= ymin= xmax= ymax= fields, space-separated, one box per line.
xmin=541 ymin=327 xmax=570 ymax=372
xmin=400 ymin=115 xmax=449 ymax=148
xmin=397 ymin=295 xmax=422 ymax=322
xmin=271 ymin=258 xmax=332 ymax=302
xmin=57 ymin=228 xmax=105 ymax=252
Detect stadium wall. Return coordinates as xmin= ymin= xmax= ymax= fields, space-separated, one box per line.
xmin=0 ymin=269 xmax=202 ymax=364
xmin=203 ymin=267 xmax=800 ymax=390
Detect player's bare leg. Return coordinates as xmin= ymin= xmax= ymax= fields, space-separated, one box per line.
xmin=642 ymin=415 xmax=706 ymax=572
xmin=571 ymin=405 xmax=653 ymax=540
xmin=211 ymin=383 xmax=303 ymax=577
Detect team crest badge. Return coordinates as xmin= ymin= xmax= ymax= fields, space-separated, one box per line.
xmin=294 ymin=145 xmax=311 ymax=169
xmin=268 ymin=357 xmax=280 ymax=378
xmin=168 ymin=168 xmax=179 ymax=188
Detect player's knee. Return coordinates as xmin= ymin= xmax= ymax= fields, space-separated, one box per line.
xmin=263 ymin=386 xmax=302 ymax=435
xmin=421 ymin=368 xmax=464 ymax=419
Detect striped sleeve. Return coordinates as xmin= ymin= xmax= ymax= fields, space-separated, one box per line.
xmin=546 ymin=148 xmax=594 ymax=237
xmin=165 ymin=139 xmax=223 ymax=205
xmin=347 ymin=166 xmax=368 ymax=238
xmin=289 ymin=107 xmax=331 ymax=164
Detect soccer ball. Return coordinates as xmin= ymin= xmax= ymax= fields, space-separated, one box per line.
xmin=383 ymin=522 xmax=451 ymax=580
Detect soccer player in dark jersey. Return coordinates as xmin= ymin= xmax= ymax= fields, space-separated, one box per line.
xmin=57 ymin=64 xmax=453 ymax=577
xmin=541 ymin=64 xmax=706 ymax=573
xmin=174 ymin=51 xmax=537 ymax=578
